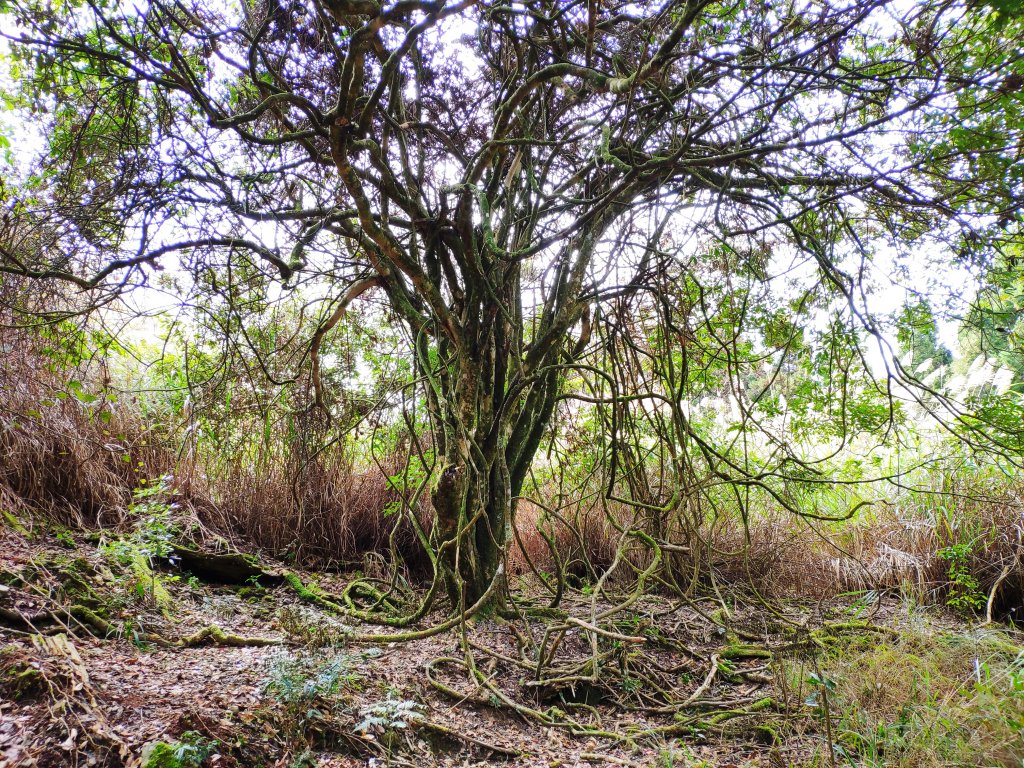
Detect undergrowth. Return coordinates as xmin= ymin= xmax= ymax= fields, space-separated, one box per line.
xmin=2 ymin=320 xmax=1023 ymax=621
xmin=800 ymin=612 xmax=1024 ymax=767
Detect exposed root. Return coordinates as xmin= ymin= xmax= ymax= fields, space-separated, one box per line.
xmin=177 ymin=625 xmax=282 ymax=648
xmin=419 ymin=719 xmax=522 ymax=758
xmin=283 ymin=570 xmax=353 ymax=615
xmin=0 ymin=603 xmax=280 ymax=647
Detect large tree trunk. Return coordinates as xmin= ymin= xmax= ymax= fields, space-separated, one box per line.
xmin=431 ymin=454 xmax=510 ymax=607
xmin=426 ymin=316 xmax=561 ymax=608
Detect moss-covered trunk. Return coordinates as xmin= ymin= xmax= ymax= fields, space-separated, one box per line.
xmin=425 ymin=308 xmax=561 ymax=609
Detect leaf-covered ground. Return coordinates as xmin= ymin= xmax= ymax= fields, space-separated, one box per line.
xmin=2 ymin=524 xmax=1022 ymax=768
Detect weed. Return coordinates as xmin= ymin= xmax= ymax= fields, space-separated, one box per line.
xmin=141 ymin=731 xmax=218 ymax=768
xmin=263 ymin=653 xmax=359 ymax=705
xmin=937 ymin=542 xmax=986 ymax=613
xmin=354 ymin=693 xmax=424 ymax=736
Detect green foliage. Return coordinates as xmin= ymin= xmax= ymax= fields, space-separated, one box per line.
xmin=275 ymin=605 xmax=353 ymax=647
xmin=979 ymin=0 xmax=1024 ymax=26
xmin=262 ymin=651 xmax=361 ymax=737
xmin=383 ymin=449 xmax=433 ymax=517
xmin=957 ymin=248 xmax=1024 ymax=395
xmin=102 ymin=476 xmax=180 ymax=611
xmin=354 ymin=693 xmax=424 ymax=736
xmin=897 ymin=300 xmax=953 ymax=374
xmin=53 ymin=528 xmax=75 ymax=548
xmin=1 ymin=509 xmax=31 ymax=537
xmin=141 ymin=732 xmax=218 ymax=768
xmin=937 ymin=543 xmax=987 ymax=613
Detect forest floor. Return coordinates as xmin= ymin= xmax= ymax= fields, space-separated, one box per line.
xmin=2 ymin=522 xmax=1023 ymax=768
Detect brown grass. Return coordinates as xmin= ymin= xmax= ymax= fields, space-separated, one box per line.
xmin=511 ymin=473 xmax=1024 ymax=616
xmin=681 ymin=494 xmax=1024 ymax=617
xmin=205 ymin=450 xmax=434 ymax=572
xmin=0 ymin=328 xmax=176 ymax=527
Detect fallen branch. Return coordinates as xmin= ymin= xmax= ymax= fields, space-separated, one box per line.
xmin=0 ymin=604 xmax=280 ymax=647
xmin=565 ymin=616 xmax=646 ymax=644
xmin=985 ymin=565 xmax=1012 ymax=625
xmin=177 ymin=625 xmax=281 ymax=648
xmin=681 ymin=654 xmax=719 ymax=706
xmin=164 ymin=545 xmax=283 ymax=586
xmin=580 ymin=753 xmax=639 ymax=767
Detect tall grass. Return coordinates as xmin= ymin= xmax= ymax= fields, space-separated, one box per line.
xmin=800 ymin=616 xmax=1024 ymax=767
xmin=0 ymin=325 xmax=178 ymax=527
xmin=205 ymin=447 xmax=434 ymax=572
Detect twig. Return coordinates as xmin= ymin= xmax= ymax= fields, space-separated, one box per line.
xmin=419 ymin=720 xmax=521 ymax=757
xmin=681 ymin=654 xmax=720 ymax=706
xmin=580 ymin=753 xmax=638 ymax=766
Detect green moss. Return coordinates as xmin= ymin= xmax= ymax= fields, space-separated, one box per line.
xmin=2 ymin=509 xmax=30 ymax=537
xmin=237 ymin=585 xmax=266 ymax=601
xmin=283 ymin=571 xmax=346 ymax=614
xmin=283 ymin=571 xmax=318 ymax=601
xmin=721 ymin=644 xmax=773 ymax=660
xmin=0 ymin=646 xmax=44 ymax=700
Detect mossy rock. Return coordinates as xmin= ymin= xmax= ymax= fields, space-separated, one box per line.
xmin=0 ymin=644 xmax=45 ymax=701
xmin=237 ymin=585 xmax=267 ymax=601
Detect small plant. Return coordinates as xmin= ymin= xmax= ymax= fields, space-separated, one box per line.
xmin=141 ymin=731 xmax=218 ymax=768
xmin=261 ymin=651 xmax=361 ymax=741
xmin=354 ymin=693 xmax=424 ymax=737
xmin=54 ymin=528 xmax=75 ymax=548
xmin=102 ymin=475 xmax=181 ymax=611
xmin=126 ymin=475 xmax=181 ymax=562
xmin=937 ymin=542 xmax=986 ymax=613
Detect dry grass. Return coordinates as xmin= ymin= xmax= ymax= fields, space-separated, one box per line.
xmin=510 ymin=493 xmax=644 ymax=583
xmin=0 ymin=328 xmax=177 ymax=528
xmin=512 ymin=471 xmax=1024 ymax=617
xmin=205 ymin=451 xmax=434 ymax=572
xmin=675 ymin=492 xmax=1024 ymax=619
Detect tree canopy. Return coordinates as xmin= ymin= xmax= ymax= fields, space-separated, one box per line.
xmin=2 ymin=0 xmax=1024 ymax=605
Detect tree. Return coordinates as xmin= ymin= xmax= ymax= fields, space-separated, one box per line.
xmin=2 ymin=0 xmax=1023 ymax=607
xmin=957 ymin=245 xmax=1024 ymax=393
xmin=897 ymin=299 xmax=952 ymax=375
